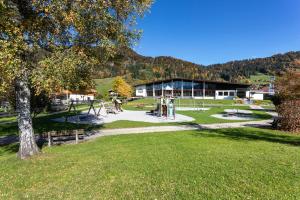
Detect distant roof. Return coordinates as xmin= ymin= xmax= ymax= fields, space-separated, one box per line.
xmin=134 ymin=78 xmax=250 ymax=87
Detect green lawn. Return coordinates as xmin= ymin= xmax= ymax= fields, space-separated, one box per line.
xmin=1 ymin=127 xmax=299 ymax=199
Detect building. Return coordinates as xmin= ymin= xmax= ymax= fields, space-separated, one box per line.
xmin=54 ymin=89 xmax=97 ymax=103
xmin=135 ymin=78 xmax=252 ymax=100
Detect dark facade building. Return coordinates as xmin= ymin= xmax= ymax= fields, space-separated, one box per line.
xmin=135 ymin=78 xmax=250 ymax=99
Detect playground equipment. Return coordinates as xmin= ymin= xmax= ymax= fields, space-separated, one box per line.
xmin=87 ymin=100 xmax=108 ymax=116
xmin=153 ymin=97 xmax=176 ymax=119
xmin=112 ymin=97 xmax=123 ymax=112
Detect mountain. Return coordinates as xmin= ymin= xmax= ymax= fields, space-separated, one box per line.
xmin=92 ymin=48 xmax=300 ymax=85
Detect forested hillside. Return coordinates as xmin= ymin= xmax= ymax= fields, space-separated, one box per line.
xmin=92 ymin=48 xmax=300 ymax=85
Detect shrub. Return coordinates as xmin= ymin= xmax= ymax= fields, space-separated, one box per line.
xmin=253 ymin=100 xmax=263 ymax=105
xmin=277 ymin=100 xmax=300 ymax=132
xmin=234 ymin=99 xmax=244 ymax=104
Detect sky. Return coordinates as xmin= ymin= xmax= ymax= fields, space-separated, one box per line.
xmin=135 ymin=0 xmax=300 ymax=65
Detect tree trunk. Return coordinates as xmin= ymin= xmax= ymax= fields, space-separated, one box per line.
xmin=15 ymin=73 xmax=40 ymax=159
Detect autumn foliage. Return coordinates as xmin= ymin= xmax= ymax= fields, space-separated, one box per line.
xmin=112 ymin=76 xmax=132 ymax=98
xmin=273 ymin=71 xmax=300 ymax=132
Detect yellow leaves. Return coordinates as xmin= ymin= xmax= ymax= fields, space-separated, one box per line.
xmin=112 ymin=76 xmax=132 ymax=98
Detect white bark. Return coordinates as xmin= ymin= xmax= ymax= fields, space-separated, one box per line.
xmin=15 ymin=73 xmax=39 ymax=159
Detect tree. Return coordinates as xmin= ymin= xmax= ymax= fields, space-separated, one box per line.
xmin=0 ymin=0 xmax=152 ymax=159
xmin=272 ymin=70 xmax=300 ymax=132
xmin=112 ymin=76 xmax=132 ymax=98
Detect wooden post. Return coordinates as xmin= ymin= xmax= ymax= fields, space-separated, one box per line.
xmin=75 ymin=130 xmax=79 ymax=144
xmin=48 ymin=132 xmax=53 ymax=147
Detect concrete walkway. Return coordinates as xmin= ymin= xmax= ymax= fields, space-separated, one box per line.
xmin=0 ymin=119 xmax=273 ymax=146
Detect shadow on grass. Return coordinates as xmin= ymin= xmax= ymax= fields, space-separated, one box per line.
xmin=0 ymin=143 xmax=19 ymax=156
xmin=193 ymin=127 xmax=300 ymax=146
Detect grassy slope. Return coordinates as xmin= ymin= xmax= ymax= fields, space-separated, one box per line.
xmin=94 ymin=78 xmax=115 ymax=98
xmin=250 ymin=73 xmax=273 ymax=85
xmin=0 ymin=127 xmax=299 ymax=199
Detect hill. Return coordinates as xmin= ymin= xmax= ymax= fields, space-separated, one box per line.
xmin=92 ymin=48 xmax=300 ymax=85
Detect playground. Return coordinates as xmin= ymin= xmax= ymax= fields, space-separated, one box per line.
xmin=53 ymin=110 xmax=195 ymax=125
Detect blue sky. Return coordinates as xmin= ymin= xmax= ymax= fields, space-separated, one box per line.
xmin=135 ymin=0 xmax=300 ymax=65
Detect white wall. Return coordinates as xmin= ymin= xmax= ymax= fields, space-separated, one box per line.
xmin=135 ymin=85 xmax=147 ymax=97
xmin=246 ymin=91 xmax=264 ymax=100
xmin=70 ymin=94 xmax=94 ymax=101
xmin=215 ymin=90 xmax=236 ymax=100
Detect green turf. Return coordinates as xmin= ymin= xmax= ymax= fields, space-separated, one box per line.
xmin=0 ymin=127 xmax=299 ymax=199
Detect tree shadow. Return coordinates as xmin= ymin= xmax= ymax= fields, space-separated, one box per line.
xmin=193 ymin=127 xmax=300 ymax=146
xmin=0 ymin=143 xmax=19 ymax=156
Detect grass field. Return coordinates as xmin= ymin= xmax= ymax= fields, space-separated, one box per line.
xmin=94 ymin=78 xmax=115 ymax=99
xmin=1 ymin=127 xmax=299 ymax=199
xmin=250 ymin=73 xmax=273 ymax=85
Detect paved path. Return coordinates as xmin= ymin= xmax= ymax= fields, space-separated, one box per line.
xmin=0 ymin=119 xmax=273 ymax=146
xmin=84 ymin=119 xmax=273 ymax=141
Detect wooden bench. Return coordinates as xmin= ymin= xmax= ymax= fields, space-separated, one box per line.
xmin=42 ymin=129 xmax=85 ymax=147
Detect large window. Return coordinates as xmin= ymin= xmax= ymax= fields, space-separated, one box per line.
xmin=146 ymin=84 xmax=153 ymax=97
xmin=194 ymin=90 xmax=203 ymax=97
xmin=183 ymin=81 xmax=192 ymax=97
xmin=193 ymin=82 xmax=203 ymax=89
xmin=173 ymin=81 xmax=182 ymax=90
xmin=205 ymin=83 xmax=217 ymax=90
xmin=173 ymin=90 xmax=181 ymax=97
xmin=183 ymin=81 xmax=193 ymax=89
xmin=155 ymin=90 xmax=162 ymax=96
xmin=205 ymin=90 xmax=215 ymax=97
xmin=154 ymin=83 xmax=162 ymax=90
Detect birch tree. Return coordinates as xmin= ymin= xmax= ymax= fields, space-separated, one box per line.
xmin=0 ymin=0 xmax=152 ymax=159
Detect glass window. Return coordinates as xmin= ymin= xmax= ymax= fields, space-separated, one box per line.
xmin=205 ymin=83 xmax=216 ymax=90
xmin=229 ymin=92 xmax=235 ymax=96
xmin=173 ymin=81 xmax=182 ymax=89
xmin=193 ymin=82 xmax=203 ymax=89
xmin=218 ymin=91 xmax=223 ymax=96
xmin=147 ymin=90 xmax=153 ymax=96
xmin=183 ymin=90 xmax=192 ymax=97
xmin=205 ymin=90 xmax=215 ymax=97
xmin=224 ymin=92 xmax=229 ymax=96
xmin=154 ymin=83 xmax=162 ymax=90
xmin=146 ymin=84 xmax=153 ymax=90
xmin=194 ymin=90 xmax=203 ymax=97
xmin=155 ymin=90 xmax=162 ymax=96
xmin=173 ymin=90 xmax=181 ymax=97
xmin=183 ymin=81 xmax=192 ymax=89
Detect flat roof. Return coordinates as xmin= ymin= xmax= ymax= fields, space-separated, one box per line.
xmin=134 ymin=78 xmax=250 ymax=87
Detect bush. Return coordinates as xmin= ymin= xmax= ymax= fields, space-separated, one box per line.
xmin=253 ymin=100 xmax=263 ymax=105
xmin=277 ymin=100 xmax=300 ymax=132
xmin=234 ymin=99 xmax=243 ymax=104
